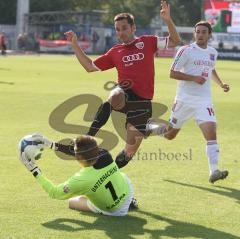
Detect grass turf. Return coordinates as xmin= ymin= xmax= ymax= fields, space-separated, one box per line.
xmin=0 ymin=55 xmax=239 ymax=239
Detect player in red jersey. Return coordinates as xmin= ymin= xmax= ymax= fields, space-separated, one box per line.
xmin=64 ymin=0 xmax=180 ymax=168
xmin=0 ymin=32 xmax=7 ymax=55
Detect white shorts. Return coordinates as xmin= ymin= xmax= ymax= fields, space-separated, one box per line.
xmin=87 ymin=176 xmax=134 ymax=216
xmin=169 ymin=101 xmax=217 ymax=129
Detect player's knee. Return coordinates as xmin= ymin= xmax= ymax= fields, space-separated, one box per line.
xmin=68 ymin=197 xmax=80 ymax=210
xmin=68 ymin=198 xmax=75 ymax=210
xmin=109 ymin=93 xmax=125 ymax=110
xmin=108 ymin=89 xmax=125 ymax=110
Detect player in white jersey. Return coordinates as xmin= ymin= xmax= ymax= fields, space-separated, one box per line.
xmin=165 ymin=21 xmax=230 ymax=183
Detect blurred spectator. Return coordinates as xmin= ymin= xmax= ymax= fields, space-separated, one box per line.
xmin=91 ymin=31 xmax=99 ymax=53
xmin=80 ymin=32 xmax=88 ymax=42
xmin=17 ymin=33 xmax=26 ymax=51
xmin=0 ymin=32 xmax=7 ymax=55
xmin=17 ymin=33 xmax=39 ymax=52
xmin=218 ymin=41 xmax=224 ymax=50
xmin=105 ymin=33 xmax=112 ymax=52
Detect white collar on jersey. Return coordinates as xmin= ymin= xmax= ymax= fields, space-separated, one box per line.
xmin=193 ymin=42 xmax=209 ymax=51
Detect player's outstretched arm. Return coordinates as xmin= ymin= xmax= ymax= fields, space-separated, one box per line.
xmin=212 ymin=69 xmax=230 ymax=92
xmin=19 ymin=152 xmax=75 ymax=199
xmin=32 ymin=134 xmax=75 ymax=157
xmin=160 ymin=0 xmax=180 ymax=47
xmin=19 ymin=139 xmax=77 ymax=200
xmin=64 ymin=30 xmax=98 ymax=73
xmin=36 ymin=174 xmax=76 ymax=200
xmin=29 ymin=133 xmax=55 ymax=149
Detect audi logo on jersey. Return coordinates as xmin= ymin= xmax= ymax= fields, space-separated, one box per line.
xmin=122 ymin=53 xmax=144 ymax=63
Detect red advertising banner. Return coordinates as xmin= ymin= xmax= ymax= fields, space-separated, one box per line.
xmin=156 ymin=48 xmax=176 ymax=58
xmin=38 ymin=39 xmax=91 ymax=53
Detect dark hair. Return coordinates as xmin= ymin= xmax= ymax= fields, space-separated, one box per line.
xmin=114 ymin=13 xmax=135 ymax=26
xmin=74 ymin=135 xmax=99 ymax=163
xmin=195 ymin=21 xmax=212 ymax=34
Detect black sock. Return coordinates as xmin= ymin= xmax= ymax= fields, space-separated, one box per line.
xmin=55 ymin=143 xmax=75 ymax=156
xmin=115 ymin=150 xmax=132 ymax=168
xmin=87 ymin=102 xmax=112 ymax=136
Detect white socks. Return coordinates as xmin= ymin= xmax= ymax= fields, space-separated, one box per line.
xmin=206 ymin=140 xmax=219 ymax=174
xmin=146 ymin=121 xmax=167 ymax=136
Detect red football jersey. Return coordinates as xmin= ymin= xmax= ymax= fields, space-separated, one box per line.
xmin=93 ymin=35 xmax=167 ymax=99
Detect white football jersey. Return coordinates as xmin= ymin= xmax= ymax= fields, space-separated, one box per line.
xmin=171 ymin=42 xmax=218 ymax=104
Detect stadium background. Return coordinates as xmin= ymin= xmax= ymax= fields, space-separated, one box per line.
xmin=1 ymin=0 xmax=240 ymax=58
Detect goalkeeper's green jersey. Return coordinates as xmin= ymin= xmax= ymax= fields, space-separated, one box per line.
xmin=36 ymin=149 xmax=130 ymax=212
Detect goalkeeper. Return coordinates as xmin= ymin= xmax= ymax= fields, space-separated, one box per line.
xmin=19 ymin=134 xmax=136 ymax=216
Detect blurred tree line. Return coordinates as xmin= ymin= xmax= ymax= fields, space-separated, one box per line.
xmin=0 ymin=0 xmax=202 ymax=27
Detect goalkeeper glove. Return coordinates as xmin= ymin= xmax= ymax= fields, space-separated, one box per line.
xmin=19 ymin=151 xmax=41 ymax=177
xmin=31 ymin=133 xmax=55 ymax=149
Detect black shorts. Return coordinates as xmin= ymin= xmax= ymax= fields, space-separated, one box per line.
xmin=114 ymin=88 xmax=152 ymax=136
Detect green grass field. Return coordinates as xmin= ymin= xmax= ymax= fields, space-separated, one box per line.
xmin=0 ymin=55 xmax=239 ymax=239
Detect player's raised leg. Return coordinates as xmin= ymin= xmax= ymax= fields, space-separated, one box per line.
xmin=115 ymin=123 xmax=144 ymax=168
xmin=164 ymin=101 xmax=192 ymax=140
xmin=146 ymin=118 xmax=168 ymax=137
xmin=87 ymin=86 xmax=125 ymax=136
xmin=115 ymin=95 xmax=152 ymax=168
xmin=145 ymin=118 xmax=181 ymax=140
xmin=199 ymin=121 xmax=228 ymax=183
xmin=86 ymin=101 xmax=112 ymax=136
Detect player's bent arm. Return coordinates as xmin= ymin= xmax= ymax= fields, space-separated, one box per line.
xmin=35 ymin=174 xmax=75 ymax=200
xmin=212 ymin=69 xmax=223 ymax=86
xmin=72 ymin=41 xmax=99 ymax=73
xmin=212 ymin=69 xmax=230 ymax=92
xmin=170 ymin=70 xmax=206 ymax=85
xmin=170 ymin=70 xmax=197 ymax=81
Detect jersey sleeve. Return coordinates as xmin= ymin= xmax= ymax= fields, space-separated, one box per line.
xmin=93 ymin=50 xmax=115 ymax=71
xmin=139 ymin=35 xmax=157 ymax=53
xmin=171 ymin=46 xmax=190 ymax=71
xmin=157 ymin=36 xmax=169 ymax=49
xmin=36 ymin=173 xmax=87 ymax=200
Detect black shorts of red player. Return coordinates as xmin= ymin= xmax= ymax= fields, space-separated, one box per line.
xmin=114 ymin=88 xmax=152 ymax=137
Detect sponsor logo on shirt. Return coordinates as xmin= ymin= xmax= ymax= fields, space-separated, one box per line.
xmin=210 ymin=54 xmax=215 ymax=61
xmin=122 ymin=53 xmax=144 ymax=63
xmin=106 ymin=193 xmax=126 ymax=209
xmin=194 ymin=60 xmax=214 ymax=67
xmin=201 ymin=67 xmax=209 ymax=78
xmin=135 ymin=41 xmax=144 ymax=49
